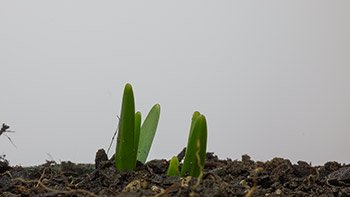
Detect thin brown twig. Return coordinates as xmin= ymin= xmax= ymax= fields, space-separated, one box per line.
xmin=3 ymin=134 xmax=17 ymax=147
xmin=192 ymin=140 xmax=204 ymax=190
xmin=36 ymin=168 xmax=47 ymax=187
xmin=0 ymin=170 xmax=13 ymax=178
xmin=154 ymin=182 xmax=180 ymax=197
xmin=107 ymin=116 xmax=120 ymax=155
xmin=13 ymin=177 xmax=98 ymax=197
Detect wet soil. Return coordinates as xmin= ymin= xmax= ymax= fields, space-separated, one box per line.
xmin=1 ymin=150 xmax=350 ymax=197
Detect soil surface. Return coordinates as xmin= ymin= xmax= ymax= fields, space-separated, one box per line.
xmin=1 ymin=149 xmax=350 ymax=197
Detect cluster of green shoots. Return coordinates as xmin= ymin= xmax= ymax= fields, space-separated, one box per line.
xmin=167 ymin=111 xmax=207 ymax=177
xmin=115 ymin=83 xmax=207 ymax=178
xmin=115 ymin=83 xmax=160 ymax=170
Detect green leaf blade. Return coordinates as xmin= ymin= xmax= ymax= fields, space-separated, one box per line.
xmin=115 ymin=83 xmax=136 ymax=171
xmin=137 ymin=104 xmax=161 ymax=163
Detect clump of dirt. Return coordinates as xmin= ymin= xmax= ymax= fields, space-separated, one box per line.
xmin=1 ymin=150 xmax=350 ymax=196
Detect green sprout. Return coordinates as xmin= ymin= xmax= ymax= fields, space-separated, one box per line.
xmin=115 ymin=83 xmax=161 ymax=171
xmin=166 ymin=156 xmax=180 ymax=176
xmin=180 ymin=112 xmax=208 ymax=177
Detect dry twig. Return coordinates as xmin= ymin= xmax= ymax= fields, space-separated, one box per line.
xmin=107 ymin=116 xmax=120 ymax=155
xmin=13 ymin=177 xmax=98 ymax=197
xmin=0 ymin=123 xmax=16 ymax=147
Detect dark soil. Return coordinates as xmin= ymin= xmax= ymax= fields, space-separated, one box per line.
xmin=1 ymin=149 xmax=350 ymax=197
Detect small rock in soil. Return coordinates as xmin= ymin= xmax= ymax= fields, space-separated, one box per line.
xmin=328 ymin=166 xmax=350 ymax=186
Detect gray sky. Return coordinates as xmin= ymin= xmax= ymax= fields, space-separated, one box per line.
xmin=0 ymin=1 xmax=349 ymax=166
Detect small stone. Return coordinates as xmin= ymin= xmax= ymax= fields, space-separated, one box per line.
xmin=328 ymin=166 xmax=350 ymax=185
xmin=123 ymin=180 xmax=141 ymax=192
xmin=95 ymin=149 xmax=108 ymax=169
xmin=275 ymin=189 xmax=282 ymax=195
xmin=151 ymin=185 xmax=164 ymax=193
xmin=181 ymin=176 xmax=192 ymax=187
xmin=140 ymin=179 xmax=149 ymax=189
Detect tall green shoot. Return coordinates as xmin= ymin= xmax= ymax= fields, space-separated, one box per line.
xmin=115 ymin=83 xmax=136 ymax=170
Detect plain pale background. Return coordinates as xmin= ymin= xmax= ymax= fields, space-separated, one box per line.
xmin=0 ymin=1 xmax=349 ymax=166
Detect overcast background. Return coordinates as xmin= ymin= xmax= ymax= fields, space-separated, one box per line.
xmin=0 ymin=1 xmax=349 ymax=166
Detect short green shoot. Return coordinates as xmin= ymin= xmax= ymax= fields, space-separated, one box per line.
xmin=166 ymin=156 xmax=180 ymax=176
xmin=180 ymin=112 xmax=208 ymax=177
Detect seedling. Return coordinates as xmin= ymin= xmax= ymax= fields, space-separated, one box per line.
xmin=166 ymin=156 xmax=180 ymax=176
xmin=115 ymin=83 xmax=161 ymax=171
xmin=180 ymin=112 xmax=207 ymax=178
